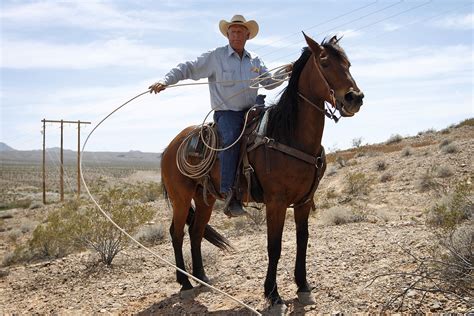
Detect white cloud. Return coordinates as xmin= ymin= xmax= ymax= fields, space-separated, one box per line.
xmin=1 ymin=38 xmax=187 ymax=70
xmin=0 ymin=1 xmax=209 ymax=32
xmin=351 ymin=45 xmax=473 ymax=80
xmin=432 ymin=13 xmax=473 ymax=30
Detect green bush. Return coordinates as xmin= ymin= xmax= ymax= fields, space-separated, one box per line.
xmin=30 ymin=199 xmax=83 ymax=259
xmin=7 ymin=186 xmax=155 ymax=266
xmin=76 ymin=187 xmax=155 ymax=265
xmin=417 ymin=167 xmax=441 ymax=192
xmin=386 ymin=134 xmax=403 ymax=144
xmin=426 ymin=181 xmax=473 ymax=231
xmin=375 ymin=160 xmax=388 ymax=171
xmin=344 ymin=172 xmax=373 ymax=196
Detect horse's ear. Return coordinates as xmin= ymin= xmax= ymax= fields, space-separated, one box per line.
xmin=302 ymin=31 xmax=322 ymax=56
xmin=329 ymin=35 xmax=342 ymax=45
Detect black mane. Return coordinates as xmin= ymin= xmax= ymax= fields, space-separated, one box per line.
xmin=266 ymin=47 xmax=312 ymax=145
xmin=322 ymin=36 xmax=349 ymax=65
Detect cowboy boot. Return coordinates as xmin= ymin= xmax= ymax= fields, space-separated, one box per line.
xmin=223 ymin=190 xmax=248 ymax=218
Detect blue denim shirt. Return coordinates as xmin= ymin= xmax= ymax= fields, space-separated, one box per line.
xmin=162 ymin=45 xmax=283 ymax=111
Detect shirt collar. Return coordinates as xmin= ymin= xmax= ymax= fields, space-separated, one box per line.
xmin=227 ymin=44 xmax=251 ymax=58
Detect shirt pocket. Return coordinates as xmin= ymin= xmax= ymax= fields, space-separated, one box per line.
xmin=221 ymin=70 xmax=235 ymax=87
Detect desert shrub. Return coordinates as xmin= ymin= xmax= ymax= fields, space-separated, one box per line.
xmin=426 ymin=181 xmax=473 ymax=230
xmin=319 ymin=206 xmax=367 ymax=226
xmin=436 ymin=166 xmax=454 ymax=178
xmin=233 ymin=217 xmax=248 ymax=234
xmin=435 ymin=224 xmax=473 ymax=294
xmin=247 ymin=208 xmax=266 ymax=227
xmin=454 ymin=118 xmax=474 ymax=128
xmin=344 ymin=172 xmax=374 ymax=196
xmin=401 ymin=146 xmax=413 ymax=157
xmin=417 ymin=168 xmax=441 ymax=192
xmin=336 ymin=156 xmax=346 ymax=168
xmin=25 ymin=187 xmax=154 ymax=266
xmin=417 ymin=128 xmax=436 ymax=136
xmin=2 ymin=245 xmax=35 ymax=267
xmin=439 ymin=139 xmax=452 ymax=148
xmin=386 ymin=134 xmax=403 ymax=145
xmin=184 ymin=246 xmax=219 ymax=273
xmin=375 ymin=160 xmax=388 ymax=171
xmin=135 ymin=223 xmax=167 ymax=245
xmin=76 ymin=187 xmax=155 ymax=265
xmin=29 ymin=199 xmax=83 ymax=259
xmin=352 ymin=137 xmax=363 ymax=148
xmin=380 ymin=172 xmax=393 ymax=183
xmin=441 ymin=143 xmax=458 ymax=154
xmin=134 ymin=182 xmax=162 ymax=202
xmin=20 ymin=220 xmax=37 ymax=233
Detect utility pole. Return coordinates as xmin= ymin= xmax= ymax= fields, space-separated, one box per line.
xmin=42 ymin=119 xmax=46 ymax=204
xmin=41 ymin=119 xmax=91 ymax=203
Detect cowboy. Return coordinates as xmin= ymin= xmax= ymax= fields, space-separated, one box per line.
xmin=150 ymin=14 xmax=286 ymax=217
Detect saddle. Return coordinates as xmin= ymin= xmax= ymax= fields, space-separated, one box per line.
xmin=183 ymin=105 xmax=326 ymax=208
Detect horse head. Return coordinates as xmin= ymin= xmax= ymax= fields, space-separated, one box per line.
xmin=303 ymin=33 xmax=364 ymax=117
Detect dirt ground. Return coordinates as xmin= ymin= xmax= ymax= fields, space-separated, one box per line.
xmin=1 ymin=124 xmax=473 ymax=314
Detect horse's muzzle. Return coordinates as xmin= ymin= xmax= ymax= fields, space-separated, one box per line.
xmin=340 ymin=90 xmax=364 ymax=116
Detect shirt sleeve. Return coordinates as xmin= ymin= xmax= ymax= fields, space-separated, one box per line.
xmin=257 ymin=58 xmax=285 ymax=90
xmin=162 ymin=50 xmax=215 ymax=85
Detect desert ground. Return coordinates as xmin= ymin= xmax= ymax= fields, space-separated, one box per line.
xmin=1 ymin=121 xmax=472 ymax=314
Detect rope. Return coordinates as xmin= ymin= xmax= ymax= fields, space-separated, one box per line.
xmin=80 ymin=91 xmax=262 ymax=315
xmin=176 ymin=125 xmax=218 ymax=179
xmin=80 ymin=64 xmax=292 ymax=314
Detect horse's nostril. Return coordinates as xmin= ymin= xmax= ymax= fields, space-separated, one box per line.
xmin=344 ymin=92 xmax=354 ymax=102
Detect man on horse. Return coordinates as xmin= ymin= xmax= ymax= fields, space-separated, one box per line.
xmin=150 ymin=14 xmax=286 ymax=217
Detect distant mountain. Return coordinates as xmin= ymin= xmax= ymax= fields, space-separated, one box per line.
xmin=0 ymin=146 xmax=161 ymax=167
xmin=0 ymin=142 xmax=16 ymax=152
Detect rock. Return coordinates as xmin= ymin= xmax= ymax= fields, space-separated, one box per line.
xmin=430 ymin=301 xmax=442 ymax=311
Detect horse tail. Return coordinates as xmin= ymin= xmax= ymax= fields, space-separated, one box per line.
xmin=161 ymin=181 xmax=232 ymax=252
xmin=186 ymin=206 xmax=233 ymax=252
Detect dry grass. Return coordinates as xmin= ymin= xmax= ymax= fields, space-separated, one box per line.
xmin=319 ymin=206 xmax=368 ymax=226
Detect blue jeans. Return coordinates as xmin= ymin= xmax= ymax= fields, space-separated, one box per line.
xmin=213 ymin=110 xmax=246 ymax=194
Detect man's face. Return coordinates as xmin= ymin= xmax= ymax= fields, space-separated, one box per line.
xmin=227 ymin=24 xmax=249 ymax=53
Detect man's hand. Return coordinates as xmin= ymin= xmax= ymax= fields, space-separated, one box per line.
xmin=149 ymin=82 xmax=167 ymax=94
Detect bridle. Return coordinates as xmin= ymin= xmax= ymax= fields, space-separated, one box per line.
xmin=297 ymin=91 xmax=341 ymax=123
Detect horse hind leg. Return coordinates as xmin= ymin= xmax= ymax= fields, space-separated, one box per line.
xmin=168 ymin=194 xmax=194 ymax=295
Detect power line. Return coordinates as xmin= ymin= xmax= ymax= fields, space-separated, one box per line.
xmin=265 ymin=0 xmax=434 ymax=65
xmin=261 ymin=0 xmax=406 ymax=60
xmin=254 ymin=0 xmax=379 ymax=55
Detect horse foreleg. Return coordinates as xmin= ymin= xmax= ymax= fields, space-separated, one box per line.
xmin=264 ymin=202 xmax=287 ymax=306
xmin=188 ymin=191 xmax=215 ymax=284
xmin=169 ymin=200 xmax=194 ymax=294
xmin=294 ymin=203 xmax=316 ymax=305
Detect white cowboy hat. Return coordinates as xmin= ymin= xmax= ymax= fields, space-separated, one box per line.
xmin=219 ymin=14 xmax=259 ymax=40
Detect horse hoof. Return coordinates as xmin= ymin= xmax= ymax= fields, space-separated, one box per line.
xmin=179 ymin=288 xmax=195 ymax=300
xmin=297 ymin=291 xmax=316 ymax=305
xmin=265 ymin=303 xmax=287 ymax=315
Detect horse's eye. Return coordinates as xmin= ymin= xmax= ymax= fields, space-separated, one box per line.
xmin=320 ymin=58 xmax=329 ymax=68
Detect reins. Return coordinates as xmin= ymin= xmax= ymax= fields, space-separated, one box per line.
xmin=297 ymin=92 xmax=341 ymax=123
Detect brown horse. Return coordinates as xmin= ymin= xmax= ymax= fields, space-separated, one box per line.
xmin=160 ymin=33 xmax=364 ymax=309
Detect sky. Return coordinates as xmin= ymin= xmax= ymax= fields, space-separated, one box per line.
xmin=1 ymin=0 xmax=473 ymax=154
